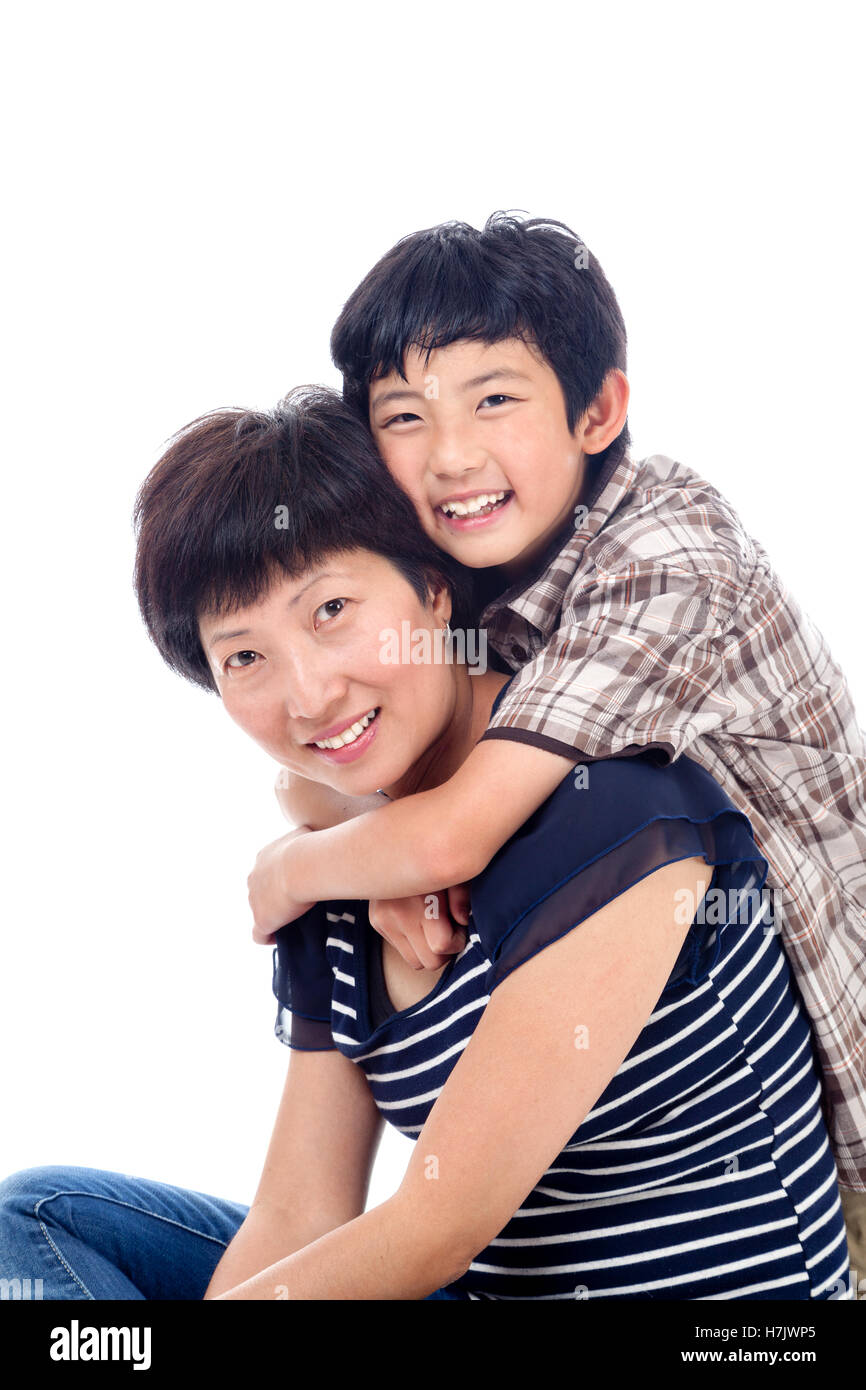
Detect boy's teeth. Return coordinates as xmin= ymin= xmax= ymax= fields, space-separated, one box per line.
xmin=315 ymin=708 xmax=378 ymax=750
xmin=441 ymin=490 xmax=506 ymax=517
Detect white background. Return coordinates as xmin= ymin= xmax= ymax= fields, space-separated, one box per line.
xmin=2 ymin=2 xmax=864 ymax=1219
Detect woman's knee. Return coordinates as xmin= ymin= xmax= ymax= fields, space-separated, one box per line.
xmin=0 ymin=1166 xmax=100 ymax=1219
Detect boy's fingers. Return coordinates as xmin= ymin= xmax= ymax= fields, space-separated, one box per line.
xmin=368 ymin=896 xmax=462 ymax=971
xmin=422 ymin=917 xmax=466 ymax=957
xmin=378 ymin=928 xmax=425 ymax=971
xmin=390 ymin=933 xmax=428 ymax=970
xmin=369 ymin=907 xmax=427 ymax=970
xmin=446 ymin=883 xmax=472 ymax=926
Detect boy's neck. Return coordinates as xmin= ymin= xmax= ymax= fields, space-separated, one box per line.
xmin=469 ymin=452 xmax=619 ymax=612
xmin=470 ymin=505 xmax=577 ymax=612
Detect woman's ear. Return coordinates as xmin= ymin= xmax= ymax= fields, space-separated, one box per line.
xmin=428 ymin=577 xmax=453 ymax=630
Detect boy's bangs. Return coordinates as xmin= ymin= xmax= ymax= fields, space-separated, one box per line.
xmin=368 ymin=298 xmax=537 ymax=386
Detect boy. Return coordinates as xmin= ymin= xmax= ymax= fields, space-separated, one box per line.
xmin=249 ymin=215 xmax=866 ymax=1245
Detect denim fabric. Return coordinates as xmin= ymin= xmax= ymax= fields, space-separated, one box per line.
xmin=0 ymin=1165 xmax=249 ymax=1299
xmin=0 ymin=1165 xmax=459 ymax=1300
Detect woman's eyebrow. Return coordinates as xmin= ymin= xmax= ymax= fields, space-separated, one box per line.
xmin=206 ymin=571 xmax=347 ymax=649
xmin=370 ymin=367 xmax=530 ymax=413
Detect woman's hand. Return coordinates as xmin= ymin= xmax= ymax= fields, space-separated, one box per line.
xmin=247 ymin=825 xmax=317 ymax=944
xmin=368 ymin=886 xmax=472 ymax=970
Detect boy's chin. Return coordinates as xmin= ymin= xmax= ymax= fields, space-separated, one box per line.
xmin=438 ymin=540 xmax=517 ymax=570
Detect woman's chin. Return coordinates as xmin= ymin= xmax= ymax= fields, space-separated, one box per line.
xmin=334 ymin=764 xmax=406 ymax=798
xmin=320 ymin=760 xmax=411 ymax=801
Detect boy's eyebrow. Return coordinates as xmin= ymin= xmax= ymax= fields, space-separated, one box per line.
xmin=370 ymin=368 xmax=531 ymax=413
xmin=205 ymin=570 xmax=346 ymax=648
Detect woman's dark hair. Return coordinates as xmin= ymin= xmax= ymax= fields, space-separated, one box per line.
xmin=331 ymin=210 xmax=630 ymax=477
xmin=133 ymin=385 xmax=472 ymax=694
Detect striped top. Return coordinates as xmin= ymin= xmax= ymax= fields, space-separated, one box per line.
xmin=475 ymin=450 xmax=866 ymax=1190
xmin=272 ymin=738 xmax=851 ymax=1299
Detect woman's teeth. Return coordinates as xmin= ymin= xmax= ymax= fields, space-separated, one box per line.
xmin=440 ymin=490 xmax=508 ymax=518
xmin=313 ymin=708 xmax=379 ymax=750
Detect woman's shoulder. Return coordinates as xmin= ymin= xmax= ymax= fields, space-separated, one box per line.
xmin=470 ymin=748 xmax=766 ymax=984
xmin=483 ymin=747 xmax=749 ymax=873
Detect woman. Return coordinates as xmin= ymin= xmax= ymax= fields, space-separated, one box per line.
xmin=0 ymin=388 xmax=851 ymax=1300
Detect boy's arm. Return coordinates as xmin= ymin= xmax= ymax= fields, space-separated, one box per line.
xmin=274 ymin=768 xmax=385 ymax=831
xmin=252 ymin=740 xmax=575 ymax=934
xmin=272 ymin=768 xmax=470 ymax=967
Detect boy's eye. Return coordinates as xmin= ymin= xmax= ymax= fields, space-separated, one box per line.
xmin=313 ymin=597 xmax=347 ymax=627
xmin=479 ymin=394 xmax=514 ymax=409
xmin=380 ymin=411 xmax=420 ymax=428
xmin=225 ymin=650 xmax=259 ymax=671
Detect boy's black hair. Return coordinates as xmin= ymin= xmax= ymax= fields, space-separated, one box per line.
xmin=331 ymin=210 xmax=630 ymax=475
xmin=133 ymin=385 xmax=472 ymax=694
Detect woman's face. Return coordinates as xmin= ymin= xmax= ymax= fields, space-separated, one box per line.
xmin=197 ymin=549 xmax=456 ymax=798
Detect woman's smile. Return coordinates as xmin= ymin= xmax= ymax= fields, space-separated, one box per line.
xmin=307 ymin=706 xmax=381 ymax=764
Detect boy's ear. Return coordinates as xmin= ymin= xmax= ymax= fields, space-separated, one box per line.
xmin=576 ymin=367 xmax=630 ymax=453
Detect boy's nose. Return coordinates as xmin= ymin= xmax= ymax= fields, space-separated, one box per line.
xmin=428 ymin=421 xmax=487 ymax=479
xmin=430 ymin=444 xmax=486 ymax=480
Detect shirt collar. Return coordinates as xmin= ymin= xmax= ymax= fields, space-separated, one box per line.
xmin=479 ymin=449 xmax=639 ymax=636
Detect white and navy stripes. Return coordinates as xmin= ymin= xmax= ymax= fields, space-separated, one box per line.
xmin=272 ymin=754 xmax=852 ymax=1300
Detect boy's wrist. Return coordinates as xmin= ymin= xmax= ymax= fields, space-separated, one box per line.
xmin=280 ymin=826 xmax=318 ymax=907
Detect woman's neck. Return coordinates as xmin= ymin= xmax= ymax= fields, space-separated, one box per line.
xmin=379 ymin=665 xmax=511 ymax=802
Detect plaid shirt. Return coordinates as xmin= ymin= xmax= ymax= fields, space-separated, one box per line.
xmin=479 ymin=450 xmax=866 ymax=1190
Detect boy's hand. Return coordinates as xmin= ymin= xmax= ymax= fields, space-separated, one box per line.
xmin=368 ymin=885 xmax=472 ymax=970
xmin=248 ymin=825 xmax=317 ymax=945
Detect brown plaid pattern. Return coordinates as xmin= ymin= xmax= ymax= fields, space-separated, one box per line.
xmin=479 ymin=451 xmax=866 ymax=1190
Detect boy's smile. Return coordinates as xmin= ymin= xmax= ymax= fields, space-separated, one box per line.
xmin=369 ymin=338 xmax=621 ymax=579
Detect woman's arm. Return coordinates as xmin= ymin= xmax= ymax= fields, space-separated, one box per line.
xmin=215 ymin=855 xmax=712 ymax=1298
xmin=203 ymin=1047 xmax=384 ymax=1298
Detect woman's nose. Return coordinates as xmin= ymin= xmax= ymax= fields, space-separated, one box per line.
xmin=281 ymin=655 xmax=349 ymax=724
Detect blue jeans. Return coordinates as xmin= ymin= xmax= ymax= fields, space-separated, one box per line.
xmin=0 ymin=1166 xmax=464 ymax=1300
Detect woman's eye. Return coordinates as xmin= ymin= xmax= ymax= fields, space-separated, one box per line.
xmin=224 ymin=650 xmax=259 ymax=671
xmin=313 ymin=597 xmax=347 ymax=627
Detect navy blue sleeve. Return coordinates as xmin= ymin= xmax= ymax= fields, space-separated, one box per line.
xmin=469 ymin=752 xmax=769 ymax=997
xmin=272 ymin=903 xmax=336 ymax=1051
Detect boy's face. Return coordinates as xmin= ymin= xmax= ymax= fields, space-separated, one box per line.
xmin=368 ymin=337 xmax=592 ymax=577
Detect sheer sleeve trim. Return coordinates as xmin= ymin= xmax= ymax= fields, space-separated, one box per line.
xmin=483 ymin=808 xmax=767 ymax=996
xmin=271 ymin=906 xmax=337 ymax=1052
xmin=274 ymin=1003 xmax=336 ymax=1051
xmin=467 ymin=754 xmax=767 ymax=998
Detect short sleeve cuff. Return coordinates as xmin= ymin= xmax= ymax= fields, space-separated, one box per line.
xmin=480 ymin=724 xmax=675 ymax=766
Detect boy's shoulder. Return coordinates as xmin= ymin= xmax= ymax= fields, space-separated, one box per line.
xmin=584 ymin=452 xmax=758 ymax=582
xmin=481 ymin=451 xmax=771 ymax=648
